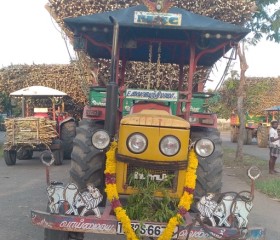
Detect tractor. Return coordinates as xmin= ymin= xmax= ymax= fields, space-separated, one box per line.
xmin=31 ymin=2 xmax=265 ymax=239
xmin=4 ymin=86 xmax=76 ymax=165
xmin=230 ymin=112 xmax=266 ymax=145
xmin=230 ymin=108 xmax=280 ymax=148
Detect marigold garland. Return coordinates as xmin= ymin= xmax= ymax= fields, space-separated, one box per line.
xmin=105 ymin=141 xmax=199 ymax=240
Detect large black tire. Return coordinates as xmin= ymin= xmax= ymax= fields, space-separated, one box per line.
xmin=52 ymin=140 xmax=64 ymax=165
xmin=70 ymin=119 xmax=106 ymax=197
xmin=44 ymin=228 xmax=69 ymax=240
xmin=17 ymin=148 xmax=33 ymax=160
xmin=257 ymin=126 xmax=268 ymax=148
xmin=231 ymin=126 xmax=248 ymax=144
xmin=61 ymin=121 xmax=76 ymax=159
xmin=230 ymin=126 xmax=238 ymax=143
xmin=190 ymin=127 xmax=223 ymax=201
xmin=44 ymin=206 xmax=69 ymax=240
xmin=242 ymin=129 xmax=248 ymax=145
xmin=246 ymin=129 xmax=253 ymax=145
xmin=4 ymin=150 xmax=17 ymax=166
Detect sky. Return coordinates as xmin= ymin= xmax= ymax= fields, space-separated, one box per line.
xmin=0 ymin=0 xmax=280 ymax=90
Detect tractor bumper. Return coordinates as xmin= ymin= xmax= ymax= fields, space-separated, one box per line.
xmin=31 ymin=209 xmax=265 ymax=239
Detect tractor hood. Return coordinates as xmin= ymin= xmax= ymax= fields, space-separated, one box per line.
xmin=64 ymin=4 xmax=250 ymax=66
xmin=121 ymin=110 xmax=190 ymax=128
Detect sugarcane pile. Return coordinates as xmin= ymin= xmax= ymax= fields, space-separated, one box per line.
xmin=4 ymin=117 xmax=58 ymax=149
xmin=45 ymin=0 xmax=256 ymax=91
xmin=0 ymin=64 xmax=90 ymax=119
xmin=0 ymin=1 xmax=257 ymax=118
xmin=245 ymin=77 xmax=280 ymax=115
xmin=0 ymin=63 xmax=90 ymax=103
xmin=47 ymin=0 xmax=255 ymax=26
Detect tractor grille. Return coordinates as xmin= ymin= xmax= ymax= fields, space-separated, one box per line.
xmin=126 ymin=164 xmax=178 ymax=191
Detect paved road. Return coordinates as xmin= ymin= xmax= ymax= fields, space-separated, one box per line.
xmin=221 ymin=131 xmax=270 ymax=161
xmin=0 ymin=131 xmax=279 ymax=239
xmin=221 ymin=131 xmax=280 ymax=239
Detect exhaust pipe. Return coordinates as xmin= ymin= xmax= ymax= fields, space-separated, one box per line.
xmin=104 ymin=16 xmax=119 ymax=138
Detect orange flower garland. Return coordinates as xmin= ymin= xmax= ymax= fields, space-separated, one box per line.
xmin=105 ymin=142 xmax=198 ymax=240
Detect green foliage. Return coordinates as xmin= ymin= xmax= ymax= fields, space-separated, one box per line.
xmin=0 ymin=92 xmax=11 ymax=113
xmin=248 ymin=0 xmax=280 ymax=43
xmin=206 ymin=78 xmax=239 ymax=119
xmin=125 ymin=169 xmax=178 ymax=223
xmin=0 ymin=92 xmax=21 ymax=117
xmin=223 ymin=147 xmax=280 ymax=199
xmin=255 ymin=178 xmax=280 ymax=199
xmin=207 ymin=75 xmax=273 ymax=119
xmin=245 ymin=79 xmax=271 ymax=113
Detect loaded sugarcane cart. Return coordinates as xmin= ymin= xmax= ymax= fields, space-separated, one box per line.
xmin=31 ymin=0 xmax=265 ymax=239
xmin=4 ymin=86 xmax=76 ymax=166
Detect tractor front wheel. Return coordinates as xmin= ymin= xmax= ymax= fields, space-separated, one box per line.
xmin=61 ymin=121 xmax=76 ymax=159
xmin=44 ymin=206 xmax=70 ymax=240
xmin=4 ymin=150 xmax=17 ymax=166
xmin=230 ymin=126 xmax=238 ymax=143
xmin=190 ymin=127 xmax=223 ymax=203
xmin=44 ymin=229 xmax=69 ymax=240
xmin=70 ymin=119 xmax=106 ymax=200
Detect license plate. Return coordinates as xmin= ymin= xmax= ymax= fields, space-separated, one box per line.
xmin=117 ymin=222 xmax=178 ymax=238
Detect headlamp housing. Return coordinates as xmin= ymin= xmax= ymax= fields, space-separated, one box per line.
xmin=91 ymin=130 xmax=110 ymax=150
xmin=194 ymin=138 xmax=215 ymax=157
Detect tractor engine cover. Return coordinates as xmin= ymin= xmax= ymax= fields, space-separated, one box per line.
xmin=116 ymin=109 xmax=190 ymax=198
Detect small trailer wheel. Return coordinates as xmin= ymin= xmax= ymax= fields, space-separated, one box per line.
xmin=4 ymin=150 xmax=17 ymax=166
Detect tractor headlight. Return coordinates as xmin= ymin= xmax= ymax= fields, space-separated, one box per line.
xmin=91 ymin=130 xmax=110 ymax=150
xmin=127 ymin=133 xmax=147 ymax=154
xmin=160 ymin=135 xmax=180 ymax=156
xmin=194 ymin=138 xmax=215 ymax=157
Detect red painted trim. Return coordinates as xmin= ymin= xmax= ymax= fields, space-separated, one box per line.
xmin=195 ymin=42 xmax=228 ymax=67
xmin=83 ymin=34 xmax=112 ymax=53
xmin=190 ymin=113 xmax=218 ymax=128
xmin=184 ymin=35 xmax=196 ymax=120
xmin=31 ymin=210 xmax=265 ymax=239
xmin=83 ymin=105 xmax=106 ymax=121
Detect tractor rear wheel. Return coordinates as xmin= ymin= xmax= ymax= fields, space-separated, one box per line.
xmin=4 ymin=150 xmax=17 ymax=166
xmin=230 ymin=126 xmax=238 ymax=143
xmin=190 ymin=127 xmax=223 ymax=204
xmin=257 ymin=126 xmax=268 ymax=148
xmin=246 ymin=129 xmax=253 ymax=145
xmin=61 ymin=121 xmax=76 ymax=159
xmin=70 ymin=119 xmax=106 ymax=201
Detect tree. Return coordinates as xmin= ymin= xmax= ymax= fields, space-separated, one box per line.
xmin=235 ymin=0 xmax=279 ymax=162
xmin=248 ymin=0 xmax=280 ymax=43
xmin=235 ymin=42 xmax=249 ymax=162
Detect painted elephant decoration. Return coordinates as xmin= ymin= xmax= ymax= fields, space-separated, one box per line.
xmin=46 ymin=182 xmax=102 ymax=218
xmin=197 ymin=193 xmax=253 ymax=228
